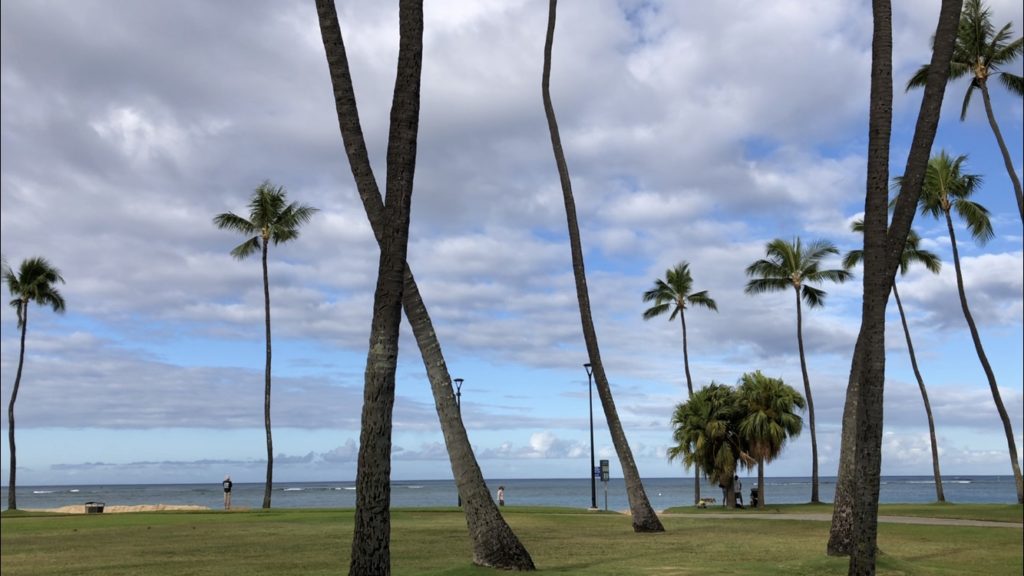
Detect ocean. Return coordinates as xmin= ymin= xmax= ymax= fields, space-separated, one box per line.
xmin=2 ymin=475 xmax=1017 ymax=512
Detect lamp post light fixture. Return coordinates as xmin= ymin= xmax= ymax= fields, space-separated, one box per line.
xmin=453 ymin=377 xmax=464 ymax=507
xmin=584 ymin=363 xmax=597 ymax=510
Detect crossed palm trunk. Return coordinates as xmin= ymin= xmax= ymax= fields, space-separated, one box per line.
xmin=314 ymin=1 xmax=534 ymax=569
xmin=828 ymin=0 xmax=963 ymax=562
xmin=542 ymin=0 xmax=663 ymax=533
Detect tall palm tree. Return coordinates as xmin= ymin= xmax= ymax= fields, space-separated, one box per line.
xmin=668 ymin=383 xmax=750 ymax=508
xmin=744 ymin=238 xmax=850 ymax=503
xmin=736 ymin=371 xmax=804 ymax=509
xmin=315 ymin=1 xmax=535 ymax=568
xmin=911 ymin=151 xmax=1023 ymax=503
xmin=907 ymin=0 xmax=1024 ymax=222
xmin=642 ymin=262 xmax=719 ymax=397
xmin=844 ymin=220 xmax=946 ymax=502
xmin=3 ymin=257 xmax=66 ymax=511
xmin=213 ymin=181 xmax=317 ymax=510
xmin=642 ymin=261 xmax=717 ymax=504
xmin=543 ymin=0 xmax=663 ymax=532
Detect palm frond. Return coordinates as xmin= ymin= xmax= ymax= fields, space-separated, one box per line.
xmin=808 ymin=268 xmax=851 ymax=285
xmin=229 ymin=237 xmax=262 ymax=260
xmin=801 ymin=285 xmax=828 ymax=308
xmin=954 ymin=199 xmax=994 ymax=244
xmin=687 ymin=291 xmax=718 ymax=312
xmin=213 ymin=212 xmax=257 ymax=235
xmin=842 ymin=249 xmax=863 ymax=270
xmin=999 ymin=72 xmax=1023 ymax=97
xmin=642 ymin=302 xmax=671 ymax=321
xmin=744 ymin=277 xmax=790 ymax=295
xmin=960 ymin=81 xmax=978 ymax=121
xmin=905 ymin=63 xmax=931 ymax=91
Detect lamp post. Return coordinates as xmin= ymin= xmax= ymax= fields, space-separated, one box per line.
xmin=453 ymin=378 xmax=464 ymax=507
xmin=584 ymin=363 xmax=597 ymax=510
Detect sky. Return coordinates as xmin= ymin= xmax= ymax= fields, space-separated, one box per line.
xmin=1 ymin=0 xmax=1021 ymax=488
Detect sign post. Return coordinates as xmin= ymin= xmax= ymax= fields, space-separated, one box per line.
xmin=600 ymin=459 xmax=610 ymax=511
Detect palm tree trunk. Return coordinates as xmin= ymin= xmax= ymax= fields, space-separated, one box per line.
xmin=757 ymin=459 xmax=765 ymax=509
xmin=680 ymin=311 xmax=693 ymax=397
xmin=944 ymin=211 xmax=1024 ymax=503
xmin=315 ymin=2 xmax=534 ymax=567
xmin=261 ymin=239 xmax=273 ymax=510
xmin=828 ymin=338 xmax=862 ymax=556
xmin=979 ymin=81 xmax=1024 ymax=223
xmin=348 ymin=3 xmax=423 ymax=573
xmin=892 ymin=284 xmax=944 ymax=502
xmin=794 ymin=288 xmax=820 ymax=504
xmin=679 ymin=311 xmax=701 ymax=505
xmin=7 ymin=304 xmax=27 ymax=511
xmin=542 ymin=0 xmax=662 ymax=533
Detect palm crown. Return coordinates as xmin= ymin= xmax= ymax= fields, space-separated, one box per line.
xmin=908 ymin=151 xmax=992 ymax=243
xmin=213 ymin=180 xmax=319 ymax=259
xmin=642 ymin=262 xmax=718 ymax=320
xmin=907 ymin=0 xmax=1023 ymax=119
xmin=668 ymin=383 xmax=746 ymax=484
xmin=744 ymin=238 xmax=851 ymax=307
xmin=4 ymin=257 xmax=66 ymax=327
xmin=843 ymin=219 xmax=942 ymax=276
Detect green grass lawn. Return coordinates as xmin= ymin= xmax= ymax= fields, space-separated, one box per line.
xmin=1 ymin=506 xmax=1021 ymax=575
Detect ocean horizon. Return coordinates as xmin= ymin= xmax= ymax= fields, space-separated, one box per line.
xmin=3 ymin=475 xmax=1018 ymax=512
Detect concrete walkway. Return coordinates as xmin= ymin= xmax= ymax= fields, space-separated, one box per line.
xmin=658 ymin=512 xmax=1023 ymax=529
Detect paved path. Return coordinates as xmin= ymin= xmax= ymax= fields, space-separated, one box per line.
xmin=658 ymin=512 xmax=1022 ymax=529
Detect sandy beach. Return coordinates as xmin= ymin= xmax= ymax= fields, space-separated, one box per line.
xmin=25 ymin=504 xmax=210 ymax=514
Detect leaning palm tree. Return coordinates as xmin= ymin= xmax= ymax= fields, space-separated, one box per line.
xmin=3 ymin=257 xmax=66 ymax=510
xmin=736 ymin=371 xmax=804 ymax=509
xmin=315 ymin=0 xmax=535 ymax=568
xmin=744 ymin=237 xmax=850 ymax=503
xmin=907 ymin=0 xmax=1024 ymax=222
xmin=910 ymin=151 xmax=1023 ymax=503
xmin=542 ymin=0 xmax=662 ymax=531
xmin=844 ymin=219 xmax=946 ymax=502
xmin=213 ymin=181 xmax=317 ymax=509
xmin=668 ymin=383 xmax=750 ymax=508
xmin=642 ymin=261 xmax=717 ymax=504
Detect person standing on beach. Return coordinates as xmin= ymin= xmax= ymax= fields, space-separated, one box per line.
xmin=223 ymin=475 xmax=233 ymax=510
xmin=733 ymin=475 xmax=743 ymax=507
xmin=497 ymin=486 xmax=505 ymax=506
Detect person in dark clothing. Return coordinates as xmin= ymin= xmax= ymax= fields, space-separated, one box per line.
xmin=223 ymin=475 xmax=233 ymax=510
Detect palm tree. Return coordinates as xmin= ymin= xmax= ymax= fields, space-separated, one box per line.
xmin=315 ymin=1 xmax=535 ymax=568
xmin=213 ymin=181 xmax=317 ymax=510
xmin=844 ymin=220 xmax=947 ymax=502
xmin=642 ymin=262 xmax=719 ymax=397
xmin=744 ymin=238 xmax=851 ymax=503
xmin=642 ymin=261 xmax=717 ymax=504
xmin=736 ymin=371 xmax=804 ymax=509
xmin=543 ymin=0 xmax=663 ymax=532
xmin=668 ymin=383 xmax=749 ymax=508
xmin=907 ymin=0 xmax=1024 ymax=222
xmin=3 ymin=257 xmax=66 ymax=510
xmin=911 ymin=151 xmax=1023 ymax=503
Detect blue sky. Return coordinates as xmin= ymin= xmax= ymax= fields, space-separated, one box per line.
xmin=1 ymin=0 xmax=1021 ymax=488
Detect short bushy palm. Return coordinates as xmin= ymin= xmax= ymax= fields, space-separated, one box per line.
xmin=736 ymin=371 xmax=804 ymax=508
xmin=668 ymin=383 xmax=749 ymax=508
xmin=213 ymin=181 xmax=317 ymax=509
xmin=908 ymin=0 xmax=1024 ymax=221
xmin=844 ymin=220 xmax=946 ymax=501
xmin=3 ymin=257 xmax=66 ymax=510
xmin=910 ymin=151 xmax=1022 ymax=503
xmin=744 ymin=237 xmax=850 ymax=503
